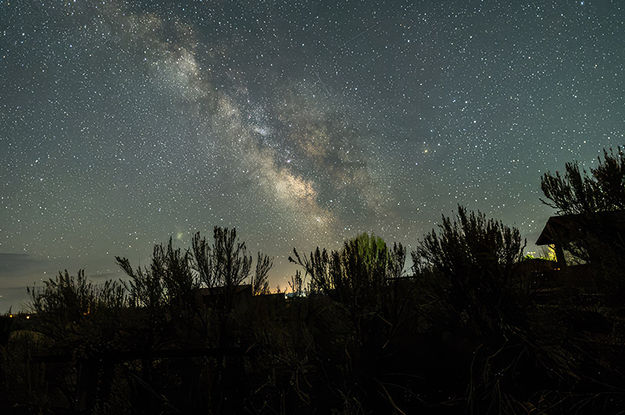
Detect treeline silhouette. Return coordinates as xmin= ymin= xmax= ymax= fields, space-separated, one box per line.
xmin=2 ymin=147 xmax=625 ymax=414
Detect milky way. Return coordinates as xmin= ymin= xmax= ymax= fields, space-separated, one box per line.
xmin=1 ymin=0 xmax=624 ymax=310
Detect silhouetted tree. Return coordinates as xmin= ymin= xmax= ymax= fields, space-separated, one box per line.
xmin=116 ymin=252 xmax=164 ymax=311
xmin=117 ymin=237 xmax=198 ymax=314
xmin=251 ymin=252 xmax=272 ymax=295
xmin=27 ymin=270 xmax=126 ymax=332
xmin=190 ymin=227 xmax=255 ymax=290
xmin=25 ymin=270 xmax=128 ymax=412
xmin=410 ymin=207 xmax=579 ymax=414
xmin=289 ymin=234 xmax=409 ymax=412
xmin=191 ymin=230 xmax=217 ymax=288
xmin=213 ymin=227 xmax=252 ymax=288
xmin=191 ymin=227 xmax=273 ymax=297
xmin=540 ymin=147 xmax=625 ymax=277
xmin=413 ymin=206 xmax=526 ymax=335
xmin=9 ymin=214 xmax=625 ymax=414
xmin=541 ymin=147 xmax=625 ymax=214
xmin=290 ymin=232 xmax=406 ymax=304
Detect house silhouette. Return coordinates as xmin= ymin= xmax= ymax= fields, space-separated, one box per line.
xmin=536 ymin=210 xmax=625 ymax=268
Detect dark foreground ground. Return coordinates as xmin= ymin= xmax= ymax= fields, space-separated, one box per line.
xmin=2 ymin=262 xmax=625 ymax=415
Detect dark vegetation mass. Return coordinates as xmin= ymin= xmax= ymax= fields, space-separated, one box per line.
xmin=2 ymin=148 xmax=625 ymax=414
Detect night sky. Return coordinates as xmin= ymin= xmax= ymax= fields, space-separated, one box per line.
xmin=1 ymin=0 xmax=624 ymax=311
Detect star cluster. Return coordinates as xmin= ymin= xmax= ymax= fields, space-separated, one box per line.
xmin=1 ymin=0 xmax=624 ymax=309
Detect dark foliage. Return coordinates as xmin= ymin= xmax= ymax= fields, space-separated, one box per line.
xmin=540 ymin=147 xmax=625 ymax=294
xmin=541 ymin=147 xmax=625 ymax=214
xmin=413 ymin=206 xmax=527 ymax=336
xmin=27 ymin=269 xmax=127 ymax=339
xmin=117 ymin=237 xmax=198 ymax=311
xmin=251 ymin=252 xmax=273 ymax=295
xmin=289 ymin=232 xmax=406 ymax=306
xmin=4 ymin=153 xmax=625 ymax=414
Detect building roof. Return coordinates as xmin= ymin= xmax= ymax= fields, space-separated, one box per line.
xmin=536 ymin=210 xmax=625 ymax=245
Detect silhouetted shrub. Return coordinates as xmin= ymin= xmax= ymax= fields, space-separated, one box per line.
xmin=7 ymin=172 xmax=625 ymax=414
xmin=413 ymin=206 xmax=526 ymax=337
xmin=290 ymin=232 xmax=406 ymax=307
xmin=540 ymin=147 xmax=625 ymax=293
xmin=251 ymin=252 xmax=272 ymax=295
xmin=191 ymin=227 xmax=272 ymax=294
xmin=117 ymin=237 xmax=197 ymax=313
xmin=541 ymin=147 xmax=625 ymax=214
xmin=27 ymin=270 xmax=126 ymax=331
xmin=287 ymin=233 xmax=414 ymax=413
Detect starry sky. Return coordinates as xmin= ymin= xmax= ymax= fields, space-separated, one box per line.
xmin=1 ymin=0 xmax=624 ymax=311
